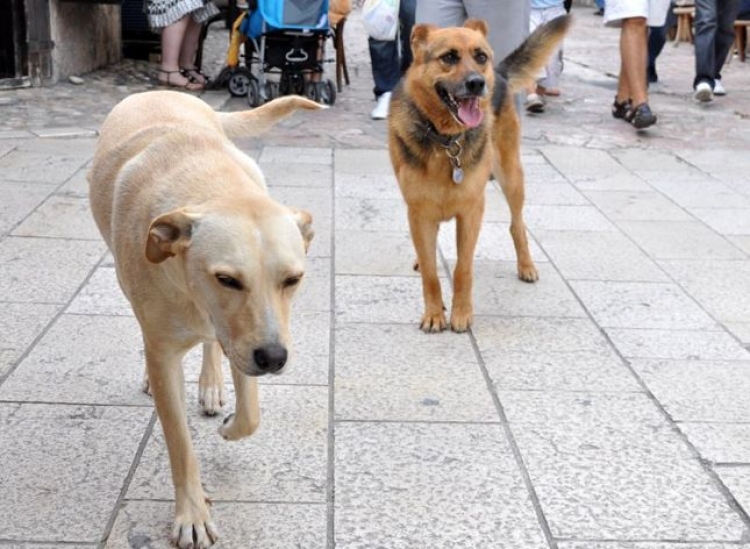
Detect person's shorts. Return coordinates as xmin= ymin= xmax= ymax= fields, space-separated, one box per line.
xmin=603 ymin=0 xmax=670 ymax=27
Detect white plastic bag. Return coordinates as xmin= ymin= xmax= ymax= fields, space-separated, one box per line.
xmin=362 ymin=0 xmax=400 ymax=41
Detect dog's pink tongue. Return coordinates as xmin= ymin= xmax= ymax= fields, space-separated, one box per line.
xmin=458 ymin=98 xmax=484 ymax=128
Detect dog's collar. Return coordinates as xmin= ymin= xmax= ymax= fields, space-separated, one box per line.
xmin=417 ymin=121 xmax=466 ymax=184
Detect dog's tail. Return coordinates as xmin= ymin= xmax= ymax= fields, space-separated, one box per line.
xmin=217 ymin=96 xmax=323 ymax=139
xmin=496 ymin=15 xmax=572 ymax=93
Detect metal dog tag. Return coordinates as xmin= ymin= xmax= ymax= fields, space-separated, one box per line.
xmin=452 ymin=167 xmax=464 ymax=184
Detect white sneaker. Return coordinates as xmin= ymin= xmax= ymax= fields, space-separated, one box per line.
xmin=713 ymin=79 xmax=726 ymax=96
xmin=524 ymin=92 xmax=545 ymax=113
xmin=371 ymin=92 xmax=392 ymax=120
xmin=693 ymin=81 xmax=713 ymax=102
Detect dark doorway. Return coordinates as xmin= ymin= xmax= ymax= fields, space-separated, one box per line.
xmin=0 ymin=0 xmax=27 ymax=80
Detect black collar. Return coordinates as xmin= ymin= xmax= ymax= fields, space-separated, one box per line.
xmin=416 ymin=120 xmax=464 ymax=152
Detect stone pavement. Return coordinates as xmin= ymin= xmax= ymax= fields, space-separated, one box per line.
xmin=2 ymin=5 xmax=750 ymax=548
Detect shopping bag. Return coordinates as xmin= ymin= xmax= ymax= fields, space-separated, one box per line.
xmin=362 ymin=0 xmax=400 ymax=41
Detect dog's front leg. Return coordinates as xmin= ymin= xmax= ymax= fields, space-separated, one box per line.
xmin=219 ymin=366 xmax=260 ymax=441
xmin=199 ymin=342 xmax=225 ymax=416
xmin=145 ymin=344 xmax=218 ymax=549
xmin=408 ymin=208 xmax=446 ymax=333
xmin=451 ymin=205 xmax=483 ymax=332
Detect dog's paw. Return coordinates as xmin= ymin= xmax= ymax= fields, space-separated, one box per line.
xmin=450 ymin=308 xmax=473 ymax=333
xmin=171 ymin=505 xmax=219 ymax=549
xmin=199 ymin=385 xmax=225 ymax=416
xmin=420 ymin=311 xmax=447 ymax=333
xmin=517 ymin=261 xmax=539 ymax=283
xmin=219 ymin=412 xmax=260 ymax=441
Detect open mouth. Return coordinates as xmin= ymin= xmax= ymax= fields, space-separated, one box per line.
xmin=436 ymin=83 xmax=484 ymax=129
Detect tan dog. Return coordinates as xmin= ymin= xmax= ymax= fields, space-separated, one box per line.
xmin=388 ymin=16 xmax=570 ymax=332
xmin=88 ymin=90 xmax=320 ymax=548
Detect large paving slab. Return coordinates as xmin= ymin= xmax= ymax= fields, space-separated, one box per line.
xmin=335 ymin=422 xmax=549 ymax=548
xmin=0 ymin=403 xmax=152 ymax=543
xmin=500 ymin=391 xmax=747 ymax=541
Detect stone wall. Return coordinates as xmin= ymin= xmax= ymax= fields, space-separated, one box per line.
xmin=49 ymin=0 xmax=121 ymax=82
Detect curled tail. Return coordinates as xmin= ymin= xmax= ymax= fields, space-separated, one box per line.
xmin=217 ymin=96 xmax=323 ymax=139
xmin=496 ymin=15 xmax=572 ymax=93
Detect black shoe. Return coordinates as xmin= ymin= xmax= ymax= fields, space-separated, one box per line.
xmin=625 ymin=102 xmax=657 ymax=129
xmin=612 ymin=97 xmax=631 ymax=120
xmin=594 ymin=7 xmax=604 ymax=15
xmin=647 ymin=68 xmax=658 ymax=84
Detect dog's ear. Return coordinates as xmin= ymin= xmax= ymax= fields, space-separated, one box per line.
xmin=464 ymin=18 xmax=489 ymax=36
xmin=410 ymin=24 xmax=437 ymax=62
xmin=145 ymin=210 xmax=195 ymax=264
xmin=289 ymin=208 xmax=315 ymax=254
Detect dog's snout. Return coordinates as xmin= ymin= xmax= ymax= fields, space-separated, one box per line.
xmin=253 ymin=344 xmax=288 ymax=373
xmin=465 ymin=74 xmax=485 ymax=95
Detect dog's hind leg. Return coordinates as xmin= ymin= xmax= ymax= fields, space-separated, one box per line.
xmin=145 ymin=343 xmax=219 ymax=549
xmin=494 ymin=106 xmax=539 ymax=283
xmin=408 ymin=208 xmax=447 ymax=333
xmin=219 ymin=367 xmax=260 ymax=441
xmin=451 ymin=201 xmax=485 ymax=332
xmin=199 ymin=342 xmax=225 ymax=416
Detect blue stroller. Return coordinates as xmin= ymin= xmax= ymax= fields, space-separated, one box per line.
xmin=215 ymin=0 xmax=337 ymax=106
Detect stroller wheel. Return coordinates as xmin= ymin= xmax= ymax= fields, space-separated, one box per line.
xmin=304 ymin=81 xmax=320 ymax=102
xmin=247 ymin=78 xmax=261 ymax=108
xmin=228 ymin=68 xmax=254 ymax=97
xmin=321 ymin=80 xmax=337 ymax=106
xmin=265 ymin=81 xmax=279 ymax=101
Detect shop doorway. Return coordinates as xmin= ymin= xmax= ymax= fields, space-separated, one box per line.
xmin=0 ymin=0 xmax=26 ymax=81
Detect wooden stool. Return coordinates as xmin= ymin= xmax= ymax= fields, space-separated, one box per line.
xmin=673 ymin=6 xmax=695 ymax=44
xmin=734 ymin=20 xmax=750 ymax=62
xmin=333 ymin=18 xmax=350 ymax=92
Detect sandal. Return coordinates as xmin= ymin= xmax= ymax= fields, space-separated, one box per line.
xmin=624 ymin=102 xmax=657 ymax=129
xmin=611 ymin=96 xmax=631 ymax=120
xmin=157 ymin=69 xmax=204 ymax=91
xmin=180 ymin=66 xmax=211 ymax=86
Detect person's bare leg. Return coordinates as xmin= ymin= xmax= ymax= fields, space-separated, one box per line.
xmin=179 ymin=18 xmax=207 ymax=84
xmin=160 ymin=16 xmax=202 ymax=89
xmin=619 ymin=17 xmax=649 ymax=106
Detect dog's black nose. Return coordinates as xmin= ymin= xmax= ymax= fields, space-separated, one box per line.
xmin=254 ymin=344 xmax=288 ymax=373
xmin=465 ymin=74 xmax=485 ymax=95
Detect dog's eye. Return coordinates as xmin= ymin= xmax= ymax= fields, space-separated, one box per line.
xmin=282 ymin=275 xmax=302 ymax=289
xmin=216 ymin=274 xmax=244 ymax=291
xmin=440 ymin=50 xmax=460 ymax=65
xmin=475 ymin=51 xmax=488 ymax=64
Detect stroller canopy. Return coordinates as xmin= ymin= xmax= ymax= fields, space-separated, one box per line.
xmin=258 ymin=0 xmax=330 ymax=30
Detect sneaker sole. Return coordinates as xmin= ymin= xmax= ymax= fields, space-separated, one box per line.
xmin=694 ymin=88 xmax=713 ymax=102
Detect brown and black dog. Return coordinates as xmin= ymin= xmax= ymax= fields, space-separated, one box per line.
xmin=388 ymin=16 xmax=570 ymax=333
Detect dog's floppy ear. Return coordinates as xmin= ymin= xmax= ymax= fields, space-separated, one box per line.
xmin=411 ymin=24 xmax=437 ymax=63
xmin=289 ymin=208 xmax=315 ymax=254
xmin=464 ymin=18 xmax=489 ymax=36
xmin=145 ymin=209 xmax=196 ymax=264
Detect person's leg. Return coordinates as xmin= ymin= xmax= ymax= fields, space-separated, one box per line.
xmin=466 ymin=0 xmax=529 ymax=60
xmin=159 ymin=16 xmax=202 ymax=89
xmin=647 ymin=23 xmax=668 ymax=82
xmin=693 ymin=0 xmax=719 ymax=88
xmin=369 ymin=38 xmax=400 ymax=97
xmin=620 ymin=17 xmax=649 ymax=105
xmin=399 ymin=0 xmax=417 ymax=73
xmin=713 ymin=0 xmax=741 ymax=80
xmin=179 ymin=17 xmax=207 ymax=83
xmin=538 ymin=5 xmax=566 ymax=92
